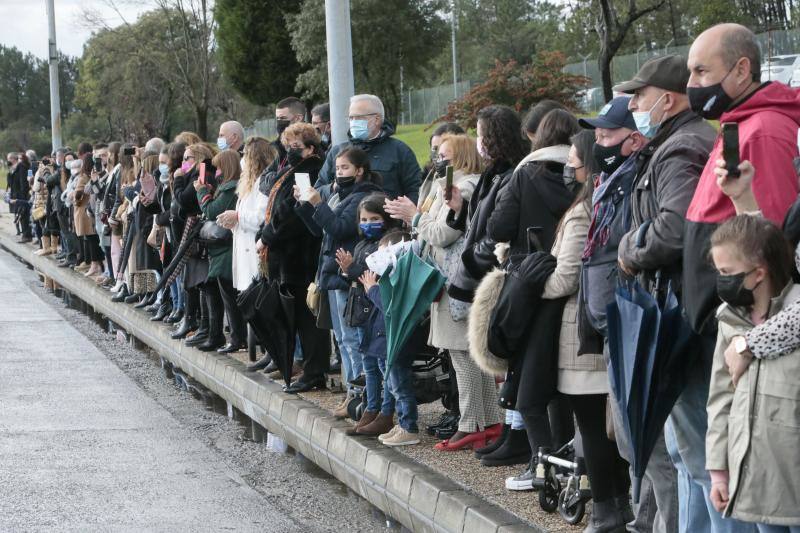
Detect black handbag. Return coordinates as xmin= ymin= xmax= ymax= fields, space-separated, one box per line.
xmin=343 ymin=283 xmax=373 ymax=328
xmin=197 ymin=219 xmax=232 ymax=245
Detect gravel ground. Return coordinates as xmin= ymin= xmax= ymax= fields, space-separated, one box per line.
xmin=21 ymin=268 xmax=404 ymax=533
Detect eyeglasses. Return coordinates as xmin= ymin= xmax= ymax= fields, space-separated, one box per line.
xmin=348 ymin=113 xmax=377 ymax=120
xmin=183 ymin=155 xmax=195 ymax=162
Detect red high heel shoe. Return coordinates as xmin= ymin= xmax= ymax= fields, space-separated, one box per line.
xmin=434 ymin=424 xmax=503 ymax=451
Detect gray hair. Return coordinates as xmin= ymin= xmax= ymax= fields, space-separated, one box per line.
xmin=144 ymin=137 xmax=165 ymax=154
xmin=350 ymin=94 xmax=384 ymax=120
xmin=6 ymin=152 xmax=18 ymax=161
xmin=25 ymin=149 xmax=37 ymax=161
xmin=220 ymin=120 xmax=245 ymax=142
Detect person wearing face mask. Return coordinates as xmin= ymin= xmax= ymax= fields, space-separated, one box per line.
xmin=294 ymin=145 xmax=383 ymax=402
xmin=268 ymin=97 xmax=307 ymax=173
xmin=316 ymin=94 xmax=421 ymax=203
xmin=255 ymin=123 xmax=331 ymax=393
xmin=616 ymin=55 xmax=755 ymax=533
xmin=707 ymin=215 xmax=800 ymax=533
xmin=311 ymin=103 xmax=332 ymax=154
xmin=216 ymin=120 xmax=245 ymax=156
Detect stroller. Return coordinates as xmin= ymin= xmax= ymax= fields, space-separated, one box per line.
xmin=533 ymin=437 xmax=593 ymax=525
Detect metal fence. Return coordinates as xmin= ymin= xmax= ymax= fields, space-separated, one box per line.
xmin=244 ymin=118 xmax=277 ymax=140
xmin=399 ymin=80 xmax=472 ymax=125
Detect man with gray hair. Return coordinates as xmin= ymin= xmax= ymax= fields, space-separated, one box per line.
xmin=217 ymin=121 xmax=245 ymax=154
xmin=144 ymin=137 xmax=165 ymax=156
xmin=316 ymin=94 xmax=421 ymax=202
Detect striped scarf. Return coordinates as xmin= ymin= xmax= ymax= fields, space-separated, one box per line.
xmin=582 ymin=156 xmax=637 ymax=261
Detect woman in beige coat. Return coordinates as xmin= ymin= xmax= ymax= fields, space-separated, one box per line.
xmin=506 ymin=130 xmax=632 ymax=527
xmin=71 ymin=156 xmax=104 ymax=277
xmin=386 ymin=133 xmax=503 ymax=449
xmin=707 ymin=215 xmax=800 ymax=532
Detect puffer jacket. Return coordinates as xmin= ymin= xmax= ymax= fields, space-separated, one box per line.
xmin=618 ymin=110 xmax=716 ymax=294
xmin=540 ymin=202 xmax=606 ymax=395
xmin=706 ymin=283 xmax=800 ymax=526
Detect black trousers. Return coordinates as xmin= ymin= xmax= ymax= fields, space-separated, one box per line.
xmin=82 ymin=234 xmax=104 ymax=263
xmin=567 ymin=393 xmax=631 ymax=503
xmin=287 ymin=283 xmax=331 ymax=378
xmin=522 ymin=393 xmax=575 ymax=455
xmin=216 ymin=276 xmax=246 ymax=345
xmin=204 ymin=280 xmax=226 ymax=342
xmin=16 ymin=202 xmax=32 ymax=238
xmin=56 ymin=210 xmax=78 ymax=260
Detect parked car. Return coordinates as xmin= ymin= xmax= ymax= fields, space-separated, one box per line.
xmin=761 ymin=54 xmax=800 ymax=85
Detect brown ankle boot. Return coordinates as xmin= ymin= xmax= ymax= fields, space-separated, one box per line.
xmin=346 ymin=410 xmax=378 ymax=436
xmin=333 ymin=395 xmax=351 ymax=419
xmin=357 ymin=413 xmax=395 ymax=436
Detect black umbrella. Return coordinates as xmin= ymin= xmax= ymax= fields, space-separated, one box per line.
xmin=606 ymin=276 xmax=697 ymax=502
xmin=236 ymin=278 xmax=296 ymax=386
xmin=153 ymin=216 xmax=199 ymax=294
xmin=116 ymin=215 xmax=136 ymax=279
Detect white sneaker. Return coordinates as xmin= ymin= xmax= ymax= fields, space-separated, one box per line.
xmin=378 ymin=425 xmax=400 ymax=443
xmin=381 ymin=427 xmax=420 ymax=447
xmin=110 ymin=280 xmax=124 ymax=293
xmin=505 ymin=467 xmax=534 ymax=491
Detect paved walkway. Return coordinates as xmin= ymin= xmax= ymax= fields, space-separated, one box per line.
xmin=0 ymin=250 xmax=301 ymax=532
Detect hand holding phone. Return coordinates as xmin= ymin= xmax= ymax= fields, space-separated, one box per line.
xmin=198 ymin=162 xmax=206 ymax=185
xmin=295 ymin=173 xmax=312 ymax=201
xmin=444 ymin=165 xmax=454 ymax=202
xmin=721 ymin=123 xmax=740 ymax=178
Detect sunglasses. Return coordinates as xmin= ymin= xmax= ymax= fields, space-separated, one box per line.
xmin=183 ymin=155 xmax=195 ymax=162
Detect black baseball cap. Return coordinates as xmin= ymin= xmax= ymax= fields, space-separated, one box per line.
xmin=579 ymin=96 xmax=636 ymax=130
xmin=613 ymin=55 xmax=690 ymax=94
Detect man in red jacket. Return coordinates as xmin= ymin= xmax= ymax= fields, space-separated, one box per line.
xmin=676 ymin=22 xmax=800 ymax=533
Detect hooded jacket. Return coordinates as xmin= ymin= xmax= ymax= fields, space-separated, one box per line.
xmin=683 ymin=82 xmax=800 ymax=333
xmin=315 ymin=121 xmax=422 ymax=203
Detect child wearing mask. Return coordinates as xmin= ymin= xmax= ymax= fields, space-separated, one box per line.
xmin=295 ymin=146 xmax=383 ymax=413
xmin=336 ymin=193 xmax=400 ymax=436
xmin=707 ymin=214 xmax=800 ymax=532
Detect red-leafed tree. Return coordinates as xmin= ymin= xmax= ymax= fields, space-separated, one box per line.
xmin=436 ymin=51 xmax=589 ymax=128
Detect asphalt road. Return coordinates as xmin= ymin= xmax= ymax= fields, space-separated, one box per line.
xmin=0 ymin=248 xmax=394 ymax=532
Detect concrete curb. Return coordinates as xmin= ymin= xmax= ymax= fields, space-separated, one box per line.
xmin=2 ymin=233 xmax=541 ymax=533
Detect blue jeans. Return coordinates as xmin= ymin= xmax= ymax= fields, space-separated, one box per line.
xmin=328 ymin=290 xmax=363 ymax=386
xmin=668 ymin=344 xmax=757 ymax=533
xmin=505 ymin=409 xmax=525 ymax=430
xmin=385 ymin=359 xmax=417 ymax=432
xmin=170 ymin=276 xmax=184 ymax=310
xmin=362 ymin=353 xmax=394 ymax=415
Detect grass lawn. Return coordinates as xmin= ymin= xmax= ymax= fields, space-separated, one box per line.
xmin=395 ymin=124 xmax=435 ymax=166
xmin=0 ymin=168 xmax=6 ymax=190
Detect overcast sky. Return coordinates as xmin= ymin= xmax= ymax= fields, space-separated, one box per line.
xmin=0 ymin=0 xmax=152 ymax=59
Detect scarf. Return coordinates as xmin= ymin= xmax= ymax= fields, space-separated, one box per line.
xmin=582 ymin=156 xmax=637 ymax=261
xmin=260 ymin=168 xmax=293 ymax=265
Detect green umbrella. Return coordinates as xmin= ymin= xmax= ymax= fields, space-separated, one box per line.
xmin=379 ymin=245 xmax=445 ymax=371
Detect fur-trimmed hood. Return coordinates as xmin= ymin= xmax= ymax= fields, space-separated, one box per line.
xmin=468 ymin=267 xmax=508 ymax=376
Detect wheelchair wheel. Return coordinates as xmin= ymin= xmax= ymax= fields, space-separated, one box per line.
xmin=538 ymin=466 xmax=560 ymax=513
xmin=558 ymin=488 xmax=586 ymax=525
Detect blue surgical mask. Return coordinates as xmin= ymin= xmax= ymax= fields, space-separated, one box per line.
xmin=158 ymin=163 xmax=170 ymax=183
xmin=349 ymin=119 xmax=370 ymax=141
xmin=217 ymin=137 xmax=228 ymax=150
xmin=632 ymin=93 xmax=666 ymax=139
xmin=359 ymin=221 xmax=384 ymax=239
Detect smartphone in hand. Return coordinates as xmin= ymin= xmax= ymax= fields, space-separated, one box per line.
xmin=198 ymin=162 xmax=206 ymax=185
xmin=721 ymin=122 xmax=740 ymax=178
xmin=444 ymin=165 xmax=454 ymax=201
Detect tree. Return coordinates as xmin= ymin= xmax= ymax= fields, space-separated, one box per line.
xmin=595 ymin=0 xmax=667 ymax=101
xmin=437 ymin=52 xmax=589 ymax=127
xmin=288 ymin=0 xmax=447 ymax=121
xmin=215 ymin=0 xmax=302 ymax=106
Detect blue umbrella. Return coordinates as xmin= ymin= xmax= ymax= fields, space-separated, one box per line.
xmin=606 ymin=276 xmax=697 ymax=502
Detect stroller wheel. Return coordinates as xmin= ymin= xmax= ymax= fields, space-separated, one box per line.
xmin=347 ymin=394 xmax=364 ymax=421
xmin=558 ymin=488 xmax=586 ymax=525
xmin=538 ymin=466 xmax=560 ymax=513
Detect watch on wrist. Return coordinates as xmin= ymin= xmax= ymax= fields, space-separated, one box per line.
xmin=734 ymin=336 xmax=750 ymax=356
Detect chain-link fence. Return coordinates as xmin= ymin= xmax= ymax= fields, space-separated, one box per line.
xmin=244 ymin=118 xmax=277 ymax=140
xmin=399 ymin=80 xmax=472 ymax=125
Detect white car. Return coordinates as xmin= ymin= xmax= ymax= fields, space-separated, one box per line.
xmin=761 ymin=55 xmax=800 ymax=85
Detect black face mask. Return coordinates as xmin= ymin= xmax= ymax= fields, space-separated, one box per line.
xmin=287 ymin=147 xmax=304 ymax=167
xmin=593 ymin=136 xmax=630 ymax=175
xmin=687 ymin=67 xmax=740 ymax=120
xmin=562 ymin=165 xmax=579 ymax=192
xmin=434 ymin=159 xmax=450 ymax=177
xmin=335 ymin=175 xmax=356 ymax=188
xmin=276 ymin=119 xmax=291 ymax=136
xmin=717 ymin=269 xmax=758 ymax=307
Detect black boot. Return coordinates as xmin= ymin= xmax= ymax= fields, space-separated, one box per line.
xmin=150 ymin=302 xmax=172 ymax=321
xmin=426 ymin=410 xmax=460 ymax=436
xmin=247 ymin=353 xmax=272 ymax=371
xmin=134 ymin=293 xmax=153 ymax=308
xmin=111 ymin=285 xmax=130 ymax=302
xmin=480 ymin=428 xmax=531 ymax=466
xmin=614 ymin=494 xmax=634 ymax=526
xmin=124 ymin=292 xmax=141 ymax=304
xmin=171 ymin=317 xmax=198 ymax=339
xmin=185 ymin=328 xmax=209 ymax=347
xmin=198 ymin=336 xmax=226 ymax=352
xmin=475 ymin=424 xmax=510 ymax=458
xmin=583 ymin=499 xmax=627 ymax=533
xmin=164 ymin=308 xmax=183 ymax=324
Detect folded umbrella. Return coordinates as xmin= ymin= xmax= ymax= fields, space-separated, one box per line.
xmin=153 ymin=217 xmax=200 ymax=294
xmin=606 ymin=276 xmax=697 ymax=502
xmin=379 ymin=244 xmax=445 ymax=372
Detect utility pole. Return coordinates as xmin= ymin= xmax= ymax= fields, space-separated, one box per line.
xmin=45 ymin=0 xmax=62 ymax=151
xmin=325 ymin=0 xmax=355 ymax=146
xmin=451 ymin=0 xmax=458 ymax=99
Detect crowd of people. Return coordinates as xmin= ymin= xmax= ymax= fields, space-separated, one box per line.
xmin=5 ymin=22 xmax=800 ymax=533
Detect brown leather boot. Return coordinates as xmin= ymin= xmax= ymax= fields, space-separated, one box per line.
xmin=346 ymin=410 xmax=378 ymax=436
xmin=357 ymin=413 xmax=395 ymax=436
xmin=333 ymin=395 xmax=351 ymax=419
